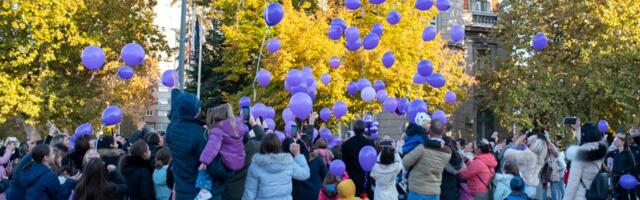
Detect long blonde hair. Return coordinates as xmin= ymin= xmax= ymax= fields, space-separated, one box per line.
xmin=207 ymin=104 xmax=237 ymax=137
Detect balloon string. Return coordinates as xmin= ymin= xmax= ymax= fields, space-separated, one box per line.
xmin=252 ymin=25 xmax=270 ymax=101
xmin=86 ymin=72 xmax=95 ymax=88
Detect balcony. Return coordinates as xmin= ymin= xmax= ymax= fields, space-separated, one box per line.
xmin=463 ymin=11 xmax=498 ymax=28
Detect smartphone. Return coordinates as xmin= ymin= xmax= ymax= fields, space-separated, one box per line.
xmin=242 ymin=106 xmax=250 ymax=121
xmin=563 ymin=117 xmax=577 ymax=125
xmin=291 ymin=124 xmax=298 ymax=137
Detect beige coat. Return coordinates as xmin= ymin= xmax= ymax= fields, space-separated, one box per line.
xmin=563 ymin=142 xmax=605 ymax=200
xmin=402 ymin=144 xmax=452 ymax=195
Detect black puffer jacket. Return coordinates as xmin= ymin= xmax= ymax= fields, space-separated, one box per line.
xmin=120 ymin=156 xmax=155 ymax=200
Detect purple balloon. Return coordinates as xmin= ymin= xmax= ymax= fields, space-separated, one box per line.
xmin=81 ymin=46 xmax=105 ymax=71
xmin=282 ymin=108 xmax=294 ymax=122
xmin=396 ymin=98 xmax=409 ymax=115
xmin=382 ymin=51 xmax=395 ymax=68
xmin=620 ymin=174 xmax=638 ymax=190
xmin=347 ymin=81 xmax=358 ymax=96
xmin=328 ymin=137 xmax=342 ymax=148
xmin=345 ymin=26 xmax=360 ymax=42
xmin=383 ymin=98 xmax=398 ymax=113
xmin=320 ymin=108 xmax=332 ymax=122
xmin=320 ymin=128 xmax=332 ymax=140
xmin=445 ymin=91 xmax=457 ymax=104
xmin=329 ymin=160 xmax=346 ymax=177
xmin=257 ymin=70 xmax=271 ymax=88
xmin=265 ymin=118 xmax=276 ymax=130
xmin=264 ymin=107 xmax=275 ymax=119
xmin=413 ymin=73 xmax=427 ymax=84
xmin=598 ymin=119 xmax=609 ymax=133
xmin=331 ymin=18 xmax=347 ymax=31
xmin=345 ymin=39 xmax=362 ymax=51
xmin=263 ymin=3 xmax=284 ymax=26
xmin=101 ymin=106 xmax=123 ymax=126
xmin=285 ymin=121 xmax=297 ymax=136
xmin=371 ymin=23 xmax=383 ymax=36
xmin=275 ymin=131 xmax=285 ymax=142
xmin=121 ymin=43 xmax=145 ymax=66
xmin=369 ymin=0 xmax=385 ymax=5
xmin=239 ymin=97 xmax=251 ymax=108
xmin=426 ymin=73 xmax=446 ymax=88
xmin=356 ymin=78 xmax=372 ymax=91
xmin=266 ymin=38 xmax=281 ymax=54
xmin=161 ymin=70 xmax=176 ymax=87
xmin=329 ymin=56 xmax=341 ymax=69
xmin=289 ymin=93 xmax=313 ymax=120
xmin=373 ymin=80 xmax=385 ymax=91
xmin=432 ymin=109 xmax=447 ymax=125
xmin=450 ymin=24 xmax=465 ymax=42
xmin=358 ymin=146 xmax=376 ymax=172
xmin=328 ymin=26 xmax=343 ymax=40
xmin=332 ymin=101 xmax=348 ymax=119
xmin=252 ymin=103 xmax=267 ymax=118
xmin=531 ymin=32 xmax=548 ymax=51
xmin=345 ymin=0 xmax=361 ymax=10
xmin=386 ymin=10 xmax=401 ymax=25
xmin=415 ymin=0 xmax=434 ymax=10
xmin=376 ymin=90 xmax=388 ymax=102
xmin=361 ymin=87 xmax=376 ymax=102
xmin=286 ymin=69 xmax=304 ymax=86
xmin=117 ymin=66 xmax=134 ymax=80
xmin=417 ymin=60 xmax=434 ymax=77
xmin=435 ymin=0 xmax=450 ymax=11
xmin=74 ymin=123 xmax=93 ymax=136
xmin=320 ymin=73 xmax=331 ymax=86
xmin=363 ymin=33 xmax=380 ymax=50
xmin=422 ymin=25 xmax=437 ymax=41
xmin=407 ymin=100 xmax=428 ymax=123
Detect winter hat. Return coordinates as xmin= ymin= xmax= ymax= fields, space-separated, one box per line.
xmin=414 ymin=112 xmax=431 ymax=126
xmin=581 ymin=123 xmax=602 ymax=144
xmin=476 ymin=138 xmax=491 ymax=148
xmin=510 ymin=176 xmax=525 ymax=191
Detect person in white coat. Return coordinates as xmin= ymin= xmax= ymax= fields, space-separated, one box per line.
xmin=370 ymin=144 xmax=402 ymax=200
xmin=563 ymin=119 xmax=607 ymax=200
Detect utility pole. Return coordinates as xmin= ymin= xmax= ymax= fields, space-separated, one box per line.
xmin=177 ymin=0 xmax=187 ymax=90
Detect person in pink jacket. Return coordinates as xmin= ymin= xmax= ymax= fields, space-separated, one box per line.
xmin=459 ymin=139 xmax=497 ymax=200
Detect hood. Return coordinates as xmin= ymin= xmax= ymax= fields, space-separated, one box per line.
xmin=565 ymin=142 xmax=607 ymax=162
xmin=495 ymin=173 xmax=514 ymax=182
xmin=121 ymin=156 xmax=153 ymax=174
xmin=176 ymin=92 xmax=200 ymax=118
xmin=98 ymin=148 xmax=125 ymax=157
xmin=251 ymin=153 xmax=294 ymax=173
xmin=373 ymin=153 xmax=399 ymax=174
xmin=475 ymin=153 xmax=498 ymax=169
xmin=337 ymin=179 xmax=357 ymax=198
xmin=405 ymin=123 xmax=426 ymax=137
xmin=213 ymin=117 xmax=246 ymax=139
xmin=18 ymin=163 xmax=50 ymax=188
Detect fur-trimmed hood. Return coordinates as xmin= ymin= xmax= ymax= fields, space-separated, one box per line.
xmin=565 ymin=142 xmax=607 ymax=162
xmin=251 ymin=153 xmax=294 ymax=173
xmin=98 ymin=148 xmax=125 ymax=158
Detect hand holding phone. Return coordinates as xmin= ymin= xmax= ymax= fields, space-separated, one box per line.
xmin=563 ymin=117 xmax=577 ymax=125
xmin=242 ymin=106 xmax=251 ymax=122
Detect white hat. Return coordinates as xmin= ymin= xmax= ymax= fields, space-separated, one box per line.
xmin=414 ymin=112 xmax=431 ymax=126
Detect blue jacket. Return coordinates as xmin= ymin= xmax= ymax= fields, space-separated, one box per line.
xmin=242 ymin=153 xmax=310 ymax=200
xmin=153 ymin=165 xmax=171 ymax=200
xmin=6 ymin=154 xmax=32 ymax=200
xmin=493 ymin=173 xmax=515 ymax=200
xmin=166 ymin=89 xmax=207 ymax=200
xmin=16 ymin=162 xmax=76 ymax=200
xmin=292 ymin=156 xmax=327 ymax=200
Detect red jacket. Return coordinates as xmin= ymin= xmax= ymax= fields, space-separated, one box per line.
xmin=459 ymin=153 xmax=497 ymax=194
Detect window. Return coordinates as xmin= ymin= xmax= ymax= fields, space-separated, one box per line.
xmin=146 ymin=110 xmax=153 ymax=116
xmin=156 ymin=124 xmax=168 ymax=132
xmin=158 ymin=111 xmax=168 ymax=117
xmin=470 ymin=0 xmax=491 ymax=12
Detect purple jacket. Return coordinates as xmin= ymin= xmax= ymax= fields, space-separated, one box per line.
xmin=199 ymin=118 xmax=246 ymax=170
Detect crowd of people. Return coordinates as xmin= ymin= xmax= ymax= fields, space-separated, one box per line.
xmin=0 ymin=88 xmax=638 ymax=200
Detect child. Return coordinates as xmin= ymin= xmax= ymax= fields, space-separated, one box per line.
xmin=153 ymin=147 xmax=172 ymax=200
xmin=494 ymin=162 xmax=520 ymax=200
xmin=319 ymin=172 xmax=343 ymax=200
xmin=337 ymin=179 xmax=368 ymax=200
xmin=506 ymin=176 xmax=529 ymax=200
xmin=314 ymin=138 xmax=334 ymax=166
xmin=370 ymin=145 xmax=402 ymax=200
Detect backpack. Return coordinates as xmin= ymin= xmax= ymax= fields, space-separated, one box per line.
xmin=580 ymin=164 xmax=609 ymax=200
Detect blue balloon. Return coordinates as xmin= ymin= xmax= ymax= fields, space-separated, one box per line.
xmin=266 ymin=38 xmax=281 ymax=54
xmin=101 ymin=106 xmax=123 ymax=126
xmin=417 ymin=60 xmax=434 ymax=77
xmin=415 ymin=0 xmax=434 ymax=11
xmin=347 ymin=81 xmax=358 ymax=96
xmin=435 ymin=0 xmax=450 ymax=11
xmin=117 ymin=66 xmax=134 ymax=80
xmin=382 ymin=52 xmax=395 ymax=68
xmin=371 ymin=23 xmax=383 ymax=36
xmin=450 ymin=24 xmax=465 ymax=42
xmin=345 ymin=39 xmax=362 ymax=51
xmin=328 ymin=26 xmax=343 ymax=40
xmin=531 ymin=32 xmax=548 ymax=51
xmin=331 ymin=18 xmax=347 ymax=31
xmin=373 ymin=80 xmax=385 ymax=91
xmin=426 ymin=73 xmax=446 ymax=88
xmin=413 ymin=73 xmax=427 ymax=85
xmin=369 ymin=0 xmax=385 ymax=5
xmin=356 ymin=78 xmax=372 ymax=90
xmin=386 ymin=10 xmax=401 ymax=25
xmin=432 ymin=109 xmax=447 ymax=125
xmin=120 ymin=43 xmax=145 ymax=66
xmin=345 ymin=0 xmax=361 ymax=10
xmin=363 ymin=33 xmax=380 ymax=50
xmin=422 ymin=25 xmax=437 ymax=41
xmin=263 ymin=3 xmax=284 ymax=26
xmin=81 ymin=46 xmax=105 ymax=71
xmin=345 ymin=26 xmax=360 ymax=42
xmin=407 ymin=100 xmax=428 ymax=123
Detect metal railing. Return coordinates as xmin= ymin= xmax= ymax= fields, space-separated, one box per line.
xmin=471 ymin=11 xmax=498 ymax=26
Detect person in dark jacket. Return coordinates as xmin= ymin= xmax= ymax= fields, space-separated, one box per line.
xmin=341 ymin=120 xmax=376 ymax=199
xmin=166 ymin=89 xmax=207 ymax=200
xmin=62 ymin=134 xmax=92 ymax=173
xmin=293 ymin=151 xmax=328 ymax=200
xmin=120 ymin=140 xmax=155 ymax=200
xmin=440 ymin=135 xmax=464 ymax=200
xmin=14 ymin=144 xmax=77 ymax=200
xmin=222 ymin=116 xmax=266 ymax=200
xmin=74 ymin=158 xmax=128 ymax=200
xmin=5 ymin=153 xmax=32 ymax=200
xmin=145 ymin=132 xmax=163 ymax=162
xmin=606 ymin=132 xmax=637 ymax=200
xmin=98 ymin=135 xmax=126 ymax=167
